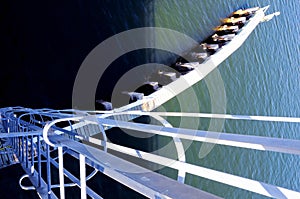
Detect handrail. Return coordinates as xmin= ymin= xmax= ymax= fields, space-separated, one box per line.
xmin=102 ymin=110 xmax=188 ymax=183
xmin=42 ymin=115 xmax=107 ymax=148
xmin=41 ymin=115 xmax=210 ymax=198
xmin=148 ymin=111 xmax=300 ymax=123
xmin=49 ymin=169 xmax=98 ymax=189
xmin=0 ymin=131 xmax=42 ymax=138
xmin=97 ymin=117 xmax=300 ymax=155
xmin=49 ymin=135 xmax=220 ymax=199
xmin=19 ymin=174 xmax=36 ymax=190
xmin=2 ymin=104 xmax=299 ymax=198
xmin=83 ymin=135 xmax=300 ymax=198
xmin=40 ymin=111 xmax=300 ymax=198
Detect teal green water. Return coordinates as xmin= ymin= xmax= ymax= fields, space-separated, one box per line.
xmin=153 ymin=0 xmax=300 ymax=198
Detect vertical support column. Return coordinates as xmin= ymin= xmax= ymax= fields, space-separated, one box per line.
xmin=30 ymin=136 xmax=34 ymax=174
xmin=46 ymin=144 xmax=52 ymax=198
xmin=7 ymin=118 xmax=10 ymax=133
xmin=58 ymin=146 xmax=65 ymax=199
xmin=79 ymin=154 xmax=87 ymax=199
xmin=21 ymin=136 xmax=24 ymax=163
xmin=25 ymin=136 xmax=29 ymax=168
xmin=18 ymin=137 xmax=21 ymax=159
xmin=37 ymin=136 xmax=42 ymax=187
xmin=98 ymin=124 xmax=107 ymax=152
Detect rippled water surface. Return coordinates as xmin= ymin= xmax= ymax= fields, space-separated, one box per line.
xmin=152 ymin=0 xmax=300 ymax=198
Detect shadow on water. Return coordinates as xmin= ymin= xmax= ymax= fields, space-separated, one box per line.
xmin=0 ymin=0 xmax=156 ymax=110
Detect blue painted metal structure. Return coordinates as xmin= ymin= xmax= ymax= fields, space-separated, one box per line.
xmin=0 ymin=107 xmax=221 ymax=198
xmin=1 ymin=5 xmax=295 ymax=199
xmin=1 ymin=106 xmax=300 ymax=198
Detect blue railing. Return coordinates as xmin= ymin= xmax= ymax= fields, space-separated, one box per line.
xmin=0 ymin=107 xmax=220 ymax=199
xmin=1 ymin=106 xmax=300 ymax=198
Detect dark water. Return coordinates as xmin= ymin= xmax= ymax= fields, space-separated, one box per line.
xmin=1 ymin=0 xmax=299 ymax=198
xmin=0 ymin=0 xmax=154 ymax=108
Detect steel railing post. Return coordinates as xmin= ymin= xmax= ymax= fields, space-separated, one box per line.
xmin=46 ymin=144 xmax=52 ymax=198
xmin=79 ymin=154 xmax=87 ymax=199
xmin=37 ymin=135 xmax=42 ymax=188
xmin=58 ymin=146 xmax=65 ymax=199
